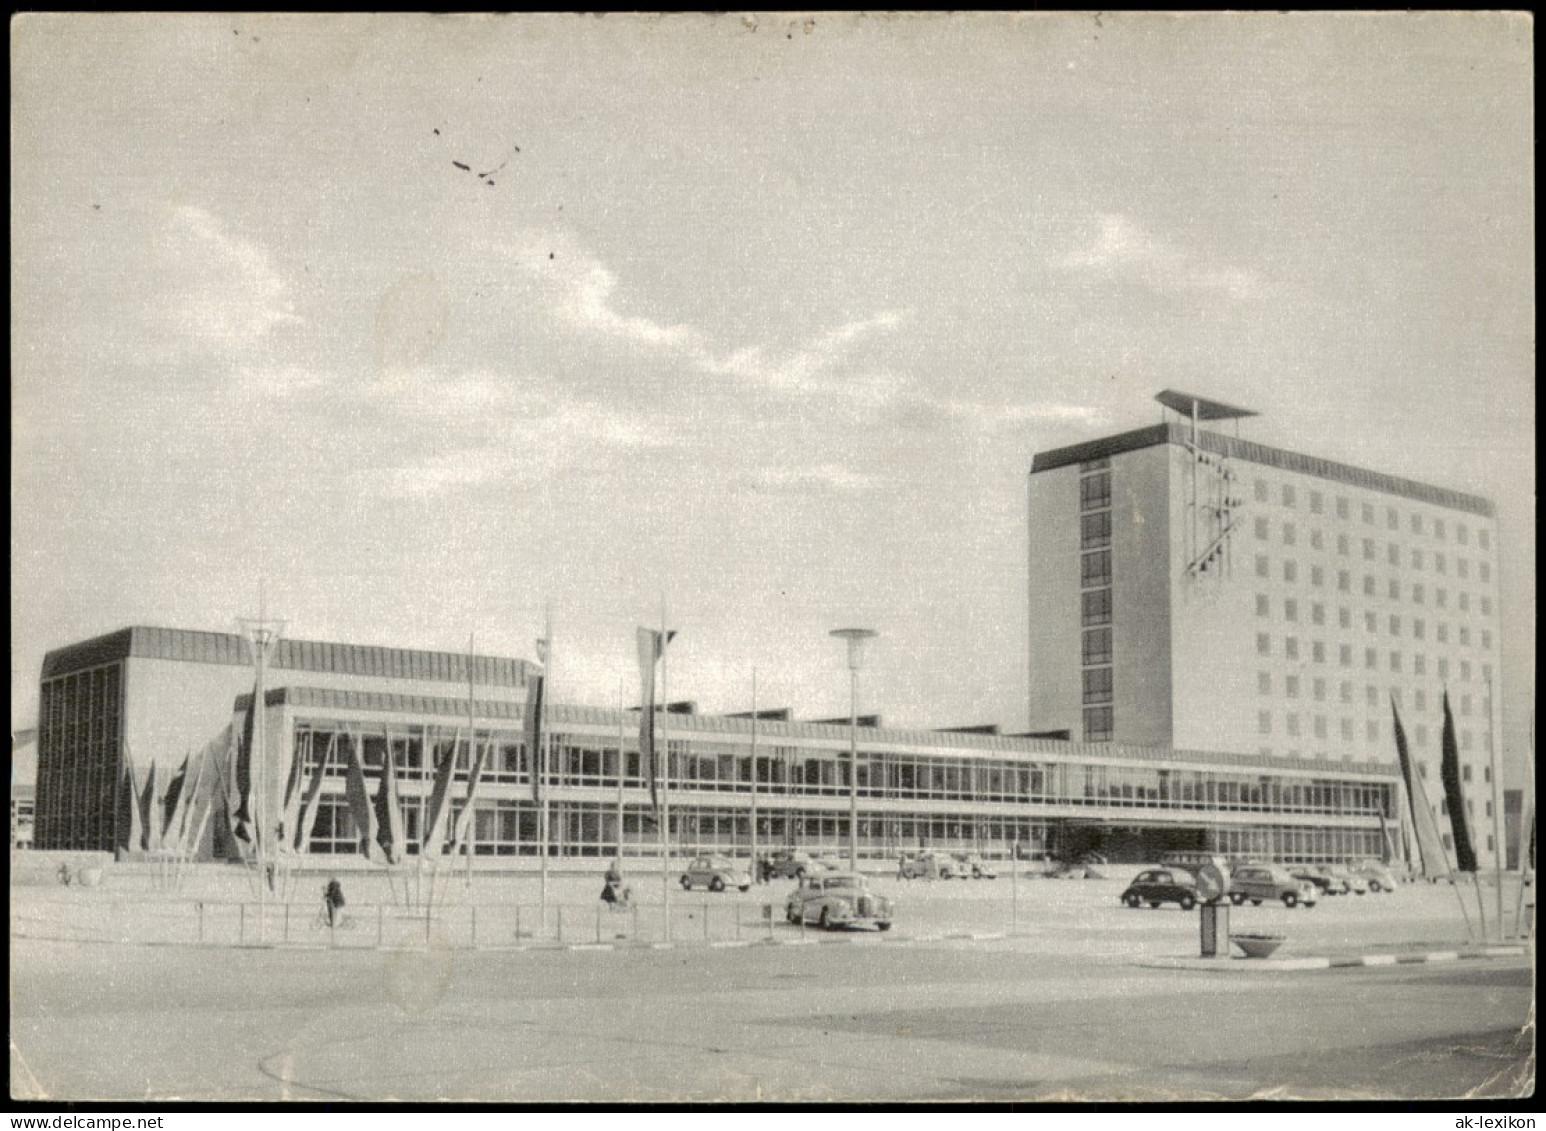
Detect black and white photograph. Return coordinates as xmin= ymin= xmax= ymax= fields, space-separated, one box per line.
xmin=9 ymin=11 xmax=1535 ymax=1106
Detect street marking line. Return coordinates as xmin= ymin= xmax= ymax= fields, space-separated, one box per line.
xmin=1425 ymin=951 xmax=1460 ymax=962
xmin=1360 ymin=954 xmax=1398 ymax=966
xmin=710 ymin=940 xmax=751 ymax=948
xmin=570 ymin=944 xmax=613 ymax=952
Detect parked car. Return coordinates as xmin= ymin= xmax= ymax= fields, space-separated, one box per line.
xmin=1290 ymin=865 xmax=1343 ymax=895
xmin=898 ymin=850 xmax=959 ymax=880
xmin=766 ymin=850 xmax=818 ymax=880
xmin=680 ymin=854 xmax=751 ymax=893
xmin=1120 ymin=869 xmax=1200 ymax=910
xmin=786 ymin=872 xmax=893 ymax=931
xmin=1348 ymin=859 xmax=1399 ymax=893
xmin=1328 ymin=866 xmax=1368 ymax=895
xmin=1229 ymin=865 xmax=1317 ymax=908
xmin=955 ymin=853 xmax=998 ymax=880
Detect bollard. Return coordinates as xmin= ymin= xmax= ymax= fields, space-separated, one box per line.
xmin=239 ymin=902 xmax=246 ymax=947
xmin=197 ymin=901 xmax=205 ymax=945
xmin=632 ymin=901 xmax=639 ymax=942
xmin=471 ymin=905 xmax=477 ymax=949
xmin=596 ymin=903 xmax=603 ymax=943
xmin=377 ymin=904 xmax=384 ymax=947
xmin=425 ymin=907 xmax=432 ymax=948
xmin=1199 ymin=901 xmax=1230 ymax=958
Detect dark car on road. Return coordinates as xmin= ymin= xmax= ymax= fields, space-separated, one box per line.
xmin=1120 ymin=868 xmax=1199 ymax=910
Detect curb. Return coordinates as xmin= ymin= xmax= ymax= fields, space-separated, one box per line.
xmin=1139 ymin=944 xmax=1526 ymax=973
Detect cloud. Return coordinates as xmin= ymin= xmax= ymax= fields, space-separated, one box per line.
xmin=746 ymin=464 xmax=879 ymax=495
xmin=351 ymin=379 xmax=681 ymax=499
xmin=1049 ymin=212 xmax=1258 ymax=299
xmin=507 ymin=230 xmax=908 ymax=405
xmin=161 ymin=205 xmax=302 ymax=347
xmin=929 ymin=398 xmax=1110 ymax=431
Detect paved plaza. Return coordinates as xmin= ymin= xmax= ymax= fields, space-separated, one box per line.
xmin=9 ymin=868 xmax=1536 ymax=1102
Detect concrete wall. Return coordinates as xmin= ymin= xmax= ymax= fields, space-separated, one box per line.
xmin=1026 ymin=464 xmax=1082 ymax=735
xmin=1109 ymin=444 xmax=1174 ymax=747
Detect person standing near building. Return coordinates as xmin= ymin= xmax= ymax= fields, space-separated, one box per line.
xmin=323 ymin=877 xmax=345 ymax=927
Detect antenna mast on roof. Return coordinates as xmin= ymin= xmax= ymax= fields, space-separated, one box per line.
xmin=1155 ymin=391 xmax=1255 ymax=585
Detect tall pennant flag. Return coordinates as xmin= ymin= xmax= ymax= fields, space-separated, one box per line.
xmin=1392 ymin=697 xmax=1449 ymax=880
xmin=276 ymin=735 xmax=308 ymax=853
xmin=374 ymin=735 xmax=406 ymax=864
xmin=525 ymin=674 xmax=546 ymax=805
xmin=449 ymin=732 xmax=489 ymax=855
xmin=118 ymin=759 xmax=144 ymax=855
xmin=138 ymin=762 xmax=159 ymax=852
xmin=161 ymin=756 xmax=190 ymax=847
xmin=234 ymin=689 xmax=258 ymax=844
xmin=294 ymin=732 xmax=335 ymax=853
xmin=178 ymin=745 xmax=212 ymax=853
xmin=637 ymin=627 xmax=676 ymax=813
xmin=342 ymin=734 xmax=379 ymax=860
xmin=421 ymin=731 xmax=459 ymax=856
xmin=1439 ymin=691 xmax=1477 ymax=873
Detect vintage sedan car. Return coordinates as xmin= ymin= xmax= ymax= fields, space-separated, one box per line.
xmin=1121 ymin=869 xmax=1200 ymax=910
xmin=680 ymin=854 xmax=752 ymax=892
xmin=1290 ymin=865 xmax=1343 ymax=895
xmin=1229 ymin=865 xmax=1317 ymax=908
xmin=1348 ymin=860 xmax=1399 ymax=893
xmin=954 ymin=853 xmax=998 ymax=879
xmin=897 ymin=850 xmax=959 ymax=880
xmin=1328 ymin=866 xmax=1369 ymax=895
xmin=786 ymin=872 xmax=893 ymax=931
xmin=766 ymin=850 xmax=818 ymax=880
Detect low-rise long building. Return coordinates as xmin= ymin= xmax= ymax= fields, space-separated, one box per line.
xmin=35 ymin=626 xmax=1400 ymax=866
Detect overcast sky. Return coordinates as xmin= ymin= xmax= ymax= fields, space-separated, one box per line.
xmin=11 ymin=13 xmax=1534 ymax=771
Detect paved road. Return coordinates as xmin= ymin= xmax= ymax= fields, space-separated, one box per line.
xmin=9 ymin=935 xmax=1533 ymax=1102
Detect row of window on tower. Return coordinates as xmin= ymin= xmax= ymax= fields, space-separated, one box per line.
xmin=1079 ymin=459 xmax=1115 ymax=742
xmin=1251 ymin=479 xmax=1491 ymax=551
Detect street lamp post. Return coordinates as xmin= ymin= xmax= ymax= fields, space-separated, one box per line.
xmin=830 ymin=628 xmax=877 ymax=872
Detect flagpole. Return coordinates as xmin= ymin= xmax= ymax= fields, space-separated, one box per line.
xmin=539 ymin=607 xmax=552 ymax=935
xmin=749 ymin=665 xmax=758 ymax=880
xmin=466 ymin=634 xmax=476 ymax=891
xmin=660 ymin=595 xmax=671 ymax=942
xmin=616 ymin=676 xmax=625 ymax=864
xmin=1511 ymin=713 xmax=1535 ymax=939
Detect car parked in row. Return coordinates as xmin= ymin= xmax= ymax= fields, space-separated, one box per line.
xmin=898 ymin=850 xmax=960 ymax=880
xmin=1290 ymin=865 xmax=1345 ymax=896
xmin=680 ymin=855 xmax=752 ymax=893
xmin=765 ymin=850 xmax=836 ymax=880
xmin=1120 ymin=869 xmax=1200 ymax=910
xmin=955 ymin=853 xmax=998 ymax=879
xmin=1349 ymin=859 xmax=1399 ymax=892
xmin=1329 ymin=866 xmax=1369 ymax=895
xmin=1229 ymin=865 xmax=1317 ymax=908
xmin=786 ymin=872 xmax=893 ymax=931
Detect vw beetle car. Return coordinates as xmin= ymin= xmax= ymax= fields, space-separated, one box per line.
xmin=1229 ymin=865 xmax=1317 ymax=908
xmin=1328 ymin=866 xmax=1368 ymax=895
xmin=786 ymin=872 xmax=893 ymax=931
xmin=1349 ymin=859 xmax=1398 ymax=893
xmin=680 ymin=854 xmax=752 ymax=892
xmin=1121 ymin=868 xmax=1199 ymax=910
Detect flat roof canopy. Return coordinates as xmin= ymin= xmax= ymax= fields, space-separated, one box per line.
xmin=1155 ymin=389 xmax=1258 ymax=421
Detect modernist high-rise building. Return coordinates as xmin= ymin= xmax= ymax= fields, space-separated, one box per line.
xmin=1028 ymin=392 xmax=1505 ymax=866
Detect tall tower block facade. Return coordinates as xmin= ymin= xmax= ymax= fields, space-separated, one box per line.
xmin=1028 ymin=393 xmax=1504 ymax=864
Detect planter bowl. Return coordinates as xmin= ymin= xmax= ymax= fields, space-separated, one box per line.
xmin=1230 ymin=932 xmax=1285 ymax=959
